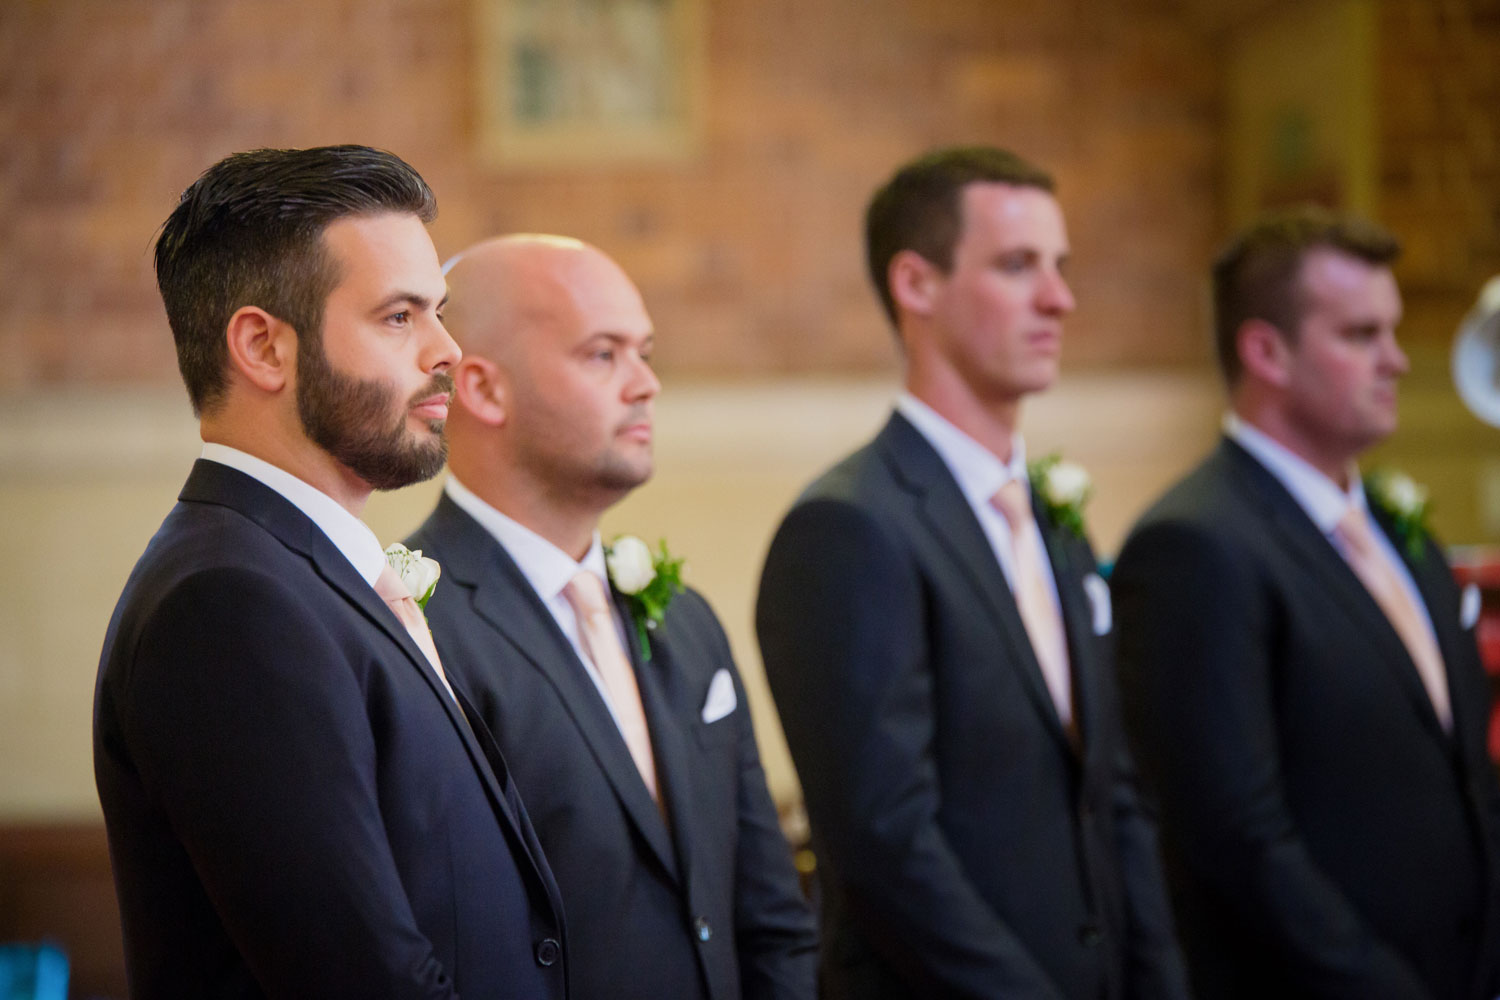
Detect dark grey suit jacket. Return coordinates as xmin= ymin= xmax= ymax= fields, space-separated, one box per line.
xmin=1113 ymin=438 xmax=1500 ymax=999
xmin=756 ymin=412 xmax=1190 ymax=1000
xmin=408 ymin=495 xmax=817 ymax=1000
xmin=94 ymin=460 xmax=567 ymax=999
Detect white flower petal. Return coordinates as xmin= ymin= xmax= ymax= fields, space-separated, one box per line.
xmin=607 ymin=536 xmax=656 ymax=594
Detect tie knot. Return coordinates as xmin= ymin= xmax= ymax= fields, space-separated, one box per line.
xmin=564 ymin=571 xmax=612 ymax=621
xmin=374 ymin=563 xmax=411 ymax=604
xmin=1336 ymin=505 xmax=1376 ymax=556
xmin=991 ymin=479 xmax=1034 ymax=528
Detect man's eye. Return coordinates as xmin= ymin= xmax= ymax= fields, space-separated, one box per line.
xmin=388 ymin=310 xmax=411 ymax=325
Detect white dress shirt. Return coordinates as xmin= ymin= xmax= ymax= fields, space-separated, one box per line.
xmin=1223 ymin=414 xmax=1439 ymax=646
xmin=896 ymin=393 xmax=1064 ymax=615
xmin=200 ymin=443 xmax=386 ymax=586
xmin=444 ymin=476 xmax=637 ymax=735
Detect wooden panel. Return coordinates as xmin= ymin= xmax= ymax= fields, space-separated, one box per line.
xmin=0 ymin=823 xmax=125 ymax=999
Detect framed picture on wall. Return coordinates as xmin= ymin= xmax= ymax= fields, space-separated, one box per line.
xmin=476 ymin=0 xmax=706 ymax=167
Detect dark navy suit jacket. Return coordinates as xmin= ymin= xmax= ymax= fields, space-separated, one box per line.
xmin=408 ymin=495 xmax=817 ymax=1000
xmin=94 ymin=460 xmax=568 ymax=999
xmin=756 ymin=413 xmax=1190 ymax=1000
xmin=1114 ymin=438 xmax=1500 ymax=1000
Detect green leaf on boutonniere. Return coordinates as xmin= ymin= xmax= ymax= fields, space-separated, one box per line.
xmin=606 ymin=535 xmax=686 ymax=660
xmin=1026 ymin=453 xmax=1093 ymax=539
xmin=1365 ymin=467 xmax=1431 ymax=561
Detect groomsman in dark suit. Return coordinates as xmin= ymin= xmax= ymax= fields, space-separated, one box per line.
xmin=1113 ymin=205 xmax=1500 ymax=999
xmin=406 ymin=234 xmax=817 ymax=1000
xmin=94 ymin=147 xmax=567 ymax=998
xmin=755 ymin=146 xmax=1190 ymax=999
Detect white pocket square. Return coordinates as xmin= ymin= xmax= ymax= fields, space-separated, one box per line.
xmin=1083 ymin=573 xmax=1112 ymax=636
xmin=1461 ymin=582 xmax=1482 ymax=630
xmin=701 ymin=668 xmax=737 ymax=723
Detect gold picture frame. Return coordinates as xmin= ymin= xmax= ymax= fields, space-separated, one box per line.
xmin=476 ymin=0 xmax=706 ymax=167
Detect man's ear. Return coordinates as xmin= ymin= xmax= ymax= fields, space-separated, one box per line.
xmin=1237 ymin=318 xmax=1294 ymax=389
xmin=224 ymin=306 xmax=296 ymax=394
xmin=453 ymin=355 xmax=507 ymax=427
xmin=888 ymin=249 xmax=942 ymax=318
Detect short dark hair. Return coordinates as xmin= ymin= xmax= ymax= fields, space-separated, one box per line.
xmin=154 ymin=145 xmax=437 ymax=415
xmin=1212 ymin=205 xmax=1400 ymax=386
xmin=864 ymin=146 xmax=1055 ymax=326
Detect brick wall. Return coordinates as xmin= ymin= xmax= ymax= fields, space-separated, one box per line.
xmin=0 ymin=0 xmax=1222 ymax=388
xmin=1379 ymin=0 xmax=1500 ymax=343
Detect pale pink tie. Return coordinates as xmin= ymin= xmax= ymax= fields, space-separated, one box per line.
xmin=374 ymin=563 xmax=459 ymax=706
xmin=1336 ymin=506 xmax=1452 ymax=731
xmin=564 ymin=571 xmax=660 ymax=801
xmin=992 ymin=480 xmax=1074 ymax=730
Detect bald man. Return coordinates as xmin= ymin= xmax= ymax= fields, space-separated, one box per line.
xmin=406 ymin=236 xmax=817 ymax=1000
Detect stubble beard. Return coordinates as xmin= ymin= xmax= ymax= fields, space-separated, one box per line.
xmin=296 ymin=335 xmax=452 ymax=492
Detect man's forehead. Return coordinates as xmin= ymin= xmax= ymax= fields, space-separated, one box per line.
xmin=958 ymin=182 xmax=1067 ymax=242
xmin=1300 ymin=248 xmax=1400 ymax=308
xmin=321 ymin=212 xmax=444 ymax=292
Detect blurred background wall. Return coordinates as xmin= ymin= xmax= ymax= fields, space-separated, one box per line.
xmin=1 ymin=0 xmax=1498 ymax=990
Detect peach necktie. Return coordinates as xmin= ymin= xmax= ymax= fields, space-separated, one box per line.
xmin=564 ymin=571 xmax=660 ymax=801
xmin=991 ymin=480 xmax=1073 ymax=729
xmin=1335 ymin=506 xmax=1451 ymax=731
xmin=374 ymin=563 xmax=459 ymax=706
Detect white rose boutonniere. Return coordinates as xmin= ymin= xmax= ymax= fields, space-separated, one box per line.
xmin=1027 ymin=454 xmax=1093 ymax=539
xmin=384 ymin=542 xmax=441 ymax=611
xmin=1365 ymin=467 xmax=1431 ymax=560
xmin=605 ymin=535 xmax=685 ymax=660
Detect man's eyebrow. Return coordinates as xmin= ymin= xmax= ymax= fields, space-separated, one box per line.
xmin=582 ymin=330 xmax=655 ymax=343
xmin=372 ymin=290 xmax=447 ymax=313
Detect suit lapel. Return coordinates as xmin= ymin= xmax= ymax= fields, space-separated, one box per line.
xmin=1220 ymin=441 xmax=1449 ymax=740
xmin=876 ymin=414 xmax=1075 ymax=754
xmin=179 ymin=462 xmax=543 ymax=870
xmin=1035 ymin=505 xmax=1094 ymax=759
xmin=616 ymin=588 xmax=697 ymax=888
xmin=435 ymin=498 xmax=681 ymax=882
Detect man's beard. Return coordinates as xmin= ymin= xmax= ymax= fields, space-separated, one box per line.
xmin=296 ymin=336 xmax=452 ymax=492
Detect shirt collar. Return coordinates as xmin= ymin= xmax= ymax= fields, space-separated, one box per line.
xmin=896 ymin=392 xmax=1028 ymax=505
xmin=200 ymin=442 xmax=387 ymax=585
xmin=1223 ymin=413 xmax=1366 ymax=534
xmin=444 ymin=476 xmax=608 ymax=600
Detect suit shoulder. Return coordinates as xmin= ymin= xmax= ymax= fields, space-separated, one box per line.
xmin=1129 ymin=452 xmax=1254 ymax=538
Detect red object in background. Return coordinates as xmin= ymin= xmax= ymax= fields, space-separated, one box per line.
xmin=1450 ymin=547 xmax=1500 ymax=761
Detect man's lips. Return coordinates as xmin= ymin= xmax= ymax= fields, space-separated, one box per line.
xmin=1029 ymin=329 xmax=1063 ymax=353
xmin=619 ymin=421 xmax=653 ymax=443
xmin=410 ymin=393 xmax=452 ymax=421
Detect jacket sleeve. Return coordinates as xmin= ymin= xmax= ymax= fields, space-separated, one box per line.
xmin=1112 ymin=519 xmax=1434 ymax=1000
xmin=756 ymin=497 xmax=1071 ymax=999
xmin=117 ymin=565 xmax=460 ymax=999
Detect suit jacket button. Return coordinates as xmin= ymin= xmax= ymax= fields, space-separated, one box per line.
xmin=1077 ymin=923 xmax=1102 ymax=947
xmin=534 ymin=938 xmax=560 ymax=966
xmin=693 ymin=917 xmax=713 ymax=942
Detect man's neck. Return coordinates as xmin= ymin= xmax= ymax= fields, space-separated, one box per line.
xmin=450 ymin=460 xmax=608 ymax=562
xmin=1230 ymin=401 xmax=1358 ymax=491
xmin=200 ymin=416 xmax=371 ymax=516
xmin=904 ymin=375 xmax=1021 ymax=465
